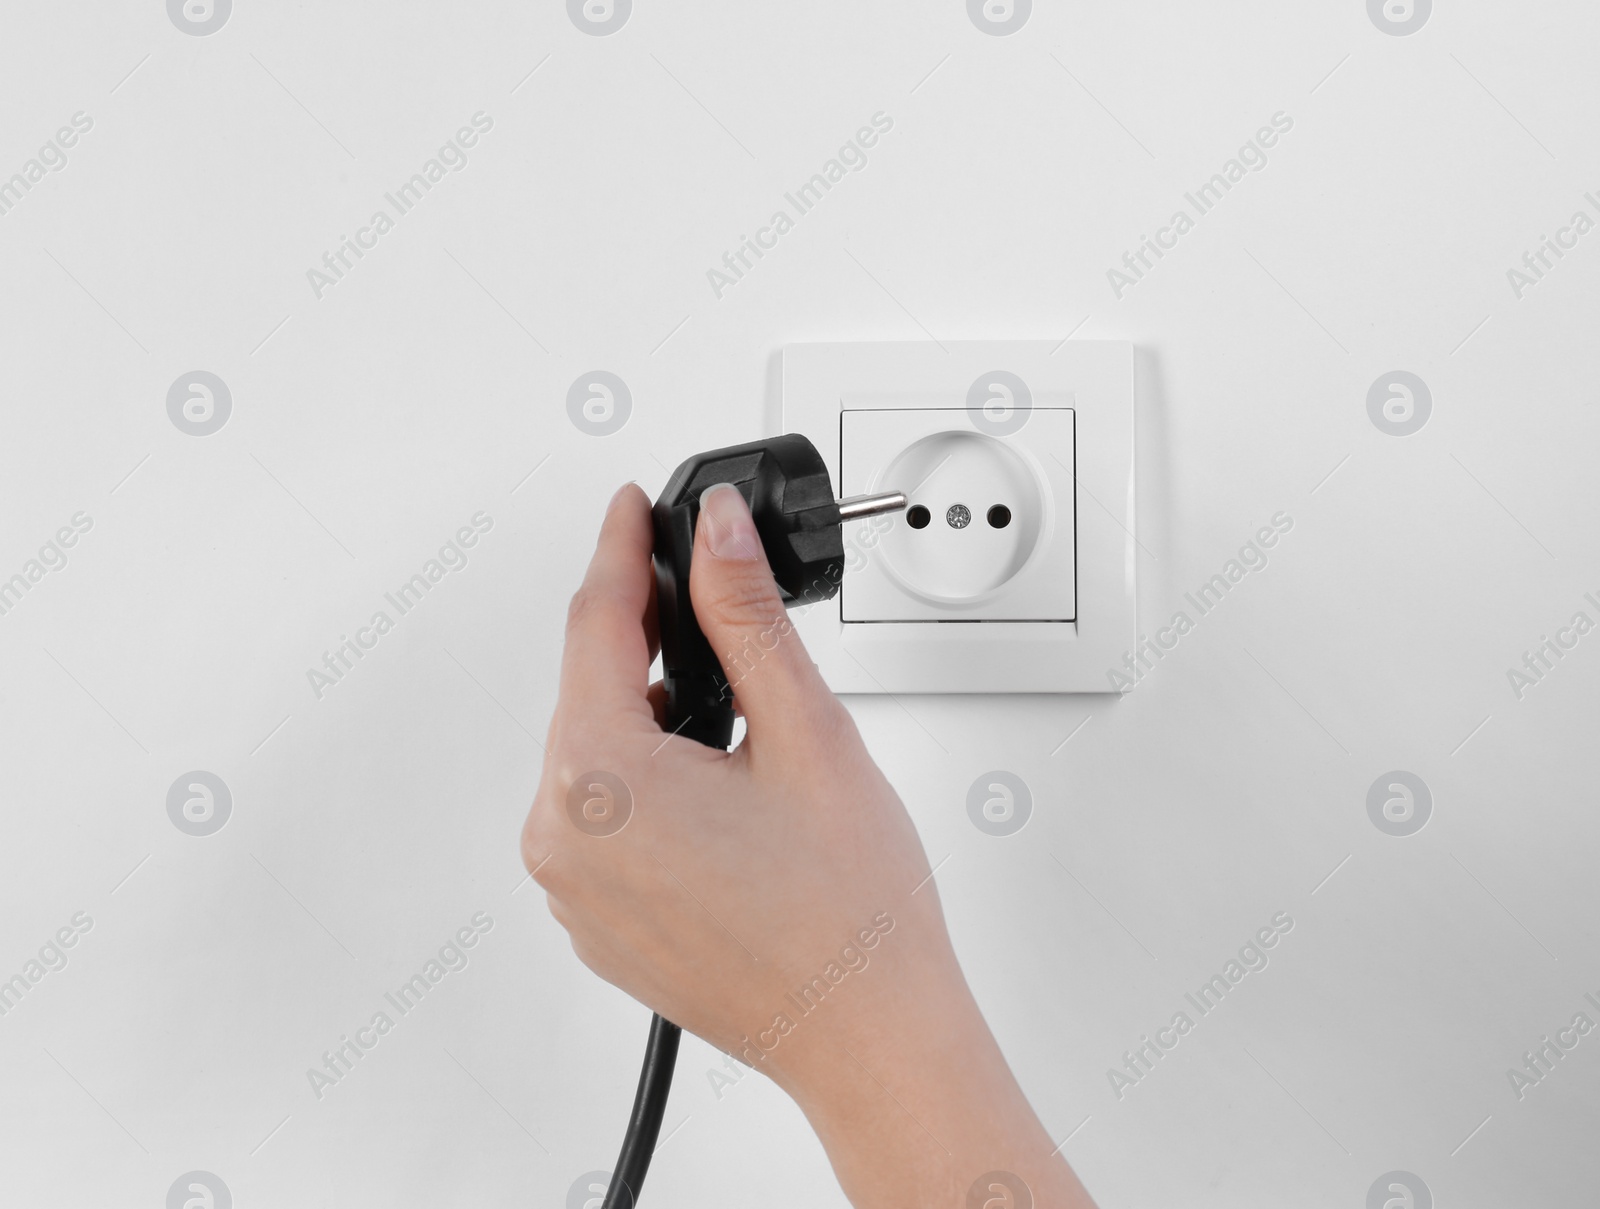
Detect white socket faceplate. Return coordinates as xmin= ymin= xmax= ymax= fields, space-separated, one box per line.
xmin=783 ymin=342 xmax=1136 ymax=694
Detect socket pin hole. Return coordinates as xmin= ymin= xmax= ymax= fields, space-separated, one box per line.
xmin=905 ymin=504 xmax=931 ymax=529
xmin=987 ymin=505 xmax=1012 ymax=529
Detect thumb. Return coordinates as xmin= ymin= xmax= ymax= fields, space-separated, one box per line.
xmin=690 ymin=482 xmax=836 ymax=737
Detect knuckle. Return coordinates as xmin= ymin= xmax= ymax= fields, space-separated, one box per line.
xmin=523 ymin=772 xmax=579 ymax=865
xmin=525 ymin=758 xmax=639 ymax=885
xmin=565 ymin=581 xmax=635 ymax=637
xmin=527 ymin=830 xmax=580 ymax=900
xmin=564 ymin=584 xmax=605 ymax=633
xmin=564 ymin=582 xmax=644 ymax=665
xmin=521 ymin=804 xmax=559 ymax=877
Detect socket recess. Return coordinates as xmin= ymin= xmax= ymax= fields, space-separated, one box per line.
xmin=783 ymin=342 xmax=1135 ymax=694
xmin=840 ymin=407 xmax=1075 ymax=622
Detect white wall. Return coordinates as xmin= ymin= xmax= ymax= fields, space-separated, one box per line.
xmin=1 ymin=3 xmax=1595 ymax=1206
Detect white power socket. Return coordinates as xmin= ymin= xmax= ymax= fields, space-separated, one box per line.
xmin=783 ymin=341 xmax=1135 ymax=694
xmin=839 ymin=407 xmax=1076 ymax=622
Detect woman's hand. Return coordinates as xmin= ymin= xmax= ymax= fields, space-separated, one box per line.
xmin=522 ymin=482 xmax=1096 ymax=1208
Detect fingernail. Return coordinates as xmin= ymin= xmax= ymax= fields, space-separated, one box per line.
xmin=700 ymin=483 xmax=761 ymax=560
xmin=607 ymin=482 xmax=635 ymax=512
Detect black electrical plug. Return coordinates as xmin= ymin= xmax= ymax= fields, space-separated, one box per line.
xmin=651 ymin=432 xmax=905 ymax=748
xmin=599 ymin=434 xmax=904 ymax=1209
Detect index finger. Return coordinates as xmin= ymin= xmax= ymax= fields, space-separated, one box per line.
xmin=555 ymin=483 xmax=659 ymax=728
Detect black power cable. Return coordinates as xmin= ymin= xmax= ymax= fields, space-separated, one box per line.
xmin=600 ymin=1013 xmax=681 ymax=1209
xmin=594 ymin=436 xmax=905 ymax=1207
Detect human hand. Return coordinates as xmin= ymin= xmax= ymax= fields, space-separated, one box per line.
xmin=522 ymin=481 xmax=1095 ymax=1208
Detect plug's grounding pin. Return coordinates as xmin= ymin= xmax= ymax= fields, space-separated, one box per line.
xmin=836 ymin=491 xmax=908 ymax=521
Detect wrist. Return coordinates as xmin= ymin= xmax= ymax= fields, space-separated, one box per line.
xmin=763 ymin=941 xmax=1092 ymax=1207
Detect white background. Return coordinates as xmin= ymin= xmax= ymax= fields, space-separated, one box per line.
xmin=1 ymin=2 xmax=1597 ymax=1206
